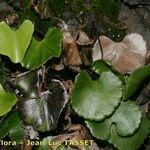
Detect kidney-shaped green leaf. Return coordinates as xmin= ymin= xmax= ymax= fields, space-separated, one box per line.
xmin=86 ymin=101 xmax=142 ymax=140
xmin=0 ymin=20 xmax=34 ymax=63
xmin=0 ymin=85 xmax=18 ymax=116
xmin=0 ymin=112 xmax=21 ymax=139
xmin=22 ymin=27 xmax=62 ymax=70
xmin=71 ymin=71 xmax=122 ymax=121
xmin=124 ymin=64 xmax=150 ymax=100
xmin=109 ymin=117 xmax=150 ymax=150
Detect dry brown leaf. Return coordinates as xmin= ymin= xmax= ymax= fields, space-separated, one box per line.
xmin=51 ymin=133 xmax=76 ymax=150
xmin=5 ymin=14 xmax=18 ymax=26
xmin=114 ymin=49 xmax=145 ymax=74
xmin=62 ymin=80 xmax=73 ymax=94
xmin=51 ymin=18 xmax=86 ymax=71
xmin=122 ymin=33 xmax=147 ymax=56
xmin=31 ymin=0 xmax=53 ymax=19
xmin=65 ymin=124 xmax=93 ymax=150
xmin=51 ymin=58 xmax=65 ymax=71
xmin=62 ymin=30 xmax=82 ymax=71
xmin=50 ymin=124 xmax=94 ymax=150
xmin=50 ymin=30 xmax=82 ymax=72
xmin=92 ymin=33 xmax=147 ymax=74
xmin=21 ymin=140 xmax=33 ymax=150
xmin=21 ymin=124 xmax=98 ymax=150
xmin=76 ymin=30 xmax=94 ymax=45
xmin=67 ymin=124 xmax=92 ymax=142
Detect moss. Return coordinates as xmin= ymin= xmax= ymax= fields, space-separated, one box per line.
xmin=17 ymin=0 xmax=37 ymax=22
xmin=93 ymin=0 xmax=121 ymax=23
xmin=107 ymin=26 xmax=127 ymax=41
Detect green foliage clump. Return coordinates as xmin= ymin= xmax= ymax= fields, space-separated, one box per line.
xmin=71 ymin=61 xmax=150 ymax=150
xmin=93 ymin=0 xmax=120 ymax=22
xmin=0 ymin=20 xmax=62 ymax=69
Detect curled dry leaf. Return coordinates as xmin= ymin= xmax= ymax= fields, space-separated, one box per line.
xmin=62 ymin=30 xmax=82 ymax=71
xmin=21 ymin=140 xmax=33 ymax=150
xmin=92 ymin=33 xmax=147 ymax=74
xmin=51 ymin=30 xmax=82 ymax=72
xmin=31 ymin=0 xmax=53 ymax=19
xmin=66 ymin=124 xmax=90 ymax=140
xmin=76 ymin=30 xmax=94 ymax=46
xmin=5 ymin=14 xmax=19 ymax=26
xmin=0 ymin=0 xmax=18 ymax=25
xmin=52 ymin=18 xmax=94 ymax=71
xmin=38 ymin=133 xmax=74 ymax=150
xmin=66 ymin=124 xmax=93 ymax=150
xmin=51 ymin=60 xmax=65 ymax=71
xmin=62 ymin=80 xmax=73 ymax=94
xmin=51 ymin=18 xmax=82 ymax=72
xmin=39 ymin=124 xmax=94 ymax=150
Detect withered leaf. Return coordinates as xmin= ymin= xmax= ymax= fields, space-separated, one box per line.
xmin=31 ymin=0 xmax=53 ymax=19
xmin=62 ymin=30 xmax=82 ymax=71
xmin=38 ymin=124 xmax=94 ymax=150
xmin=76 ymin=30 xmax=94 ymax=46
xmin=92 ymin=33 xmax=147 ymax=74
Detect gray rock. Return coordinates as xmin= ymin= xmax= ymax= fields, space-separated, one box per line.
xmin=123 ymin=0 xmax=150 ymax=5
xmin=119 ymin=4 xmax=150 ymax=48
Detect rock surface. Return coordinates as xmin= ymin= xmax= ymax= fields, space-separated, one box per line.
xmin=119 ymin=4 xmax=150 ymax=48
xmin=123 ymin=0 xmax=150 ymax=5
